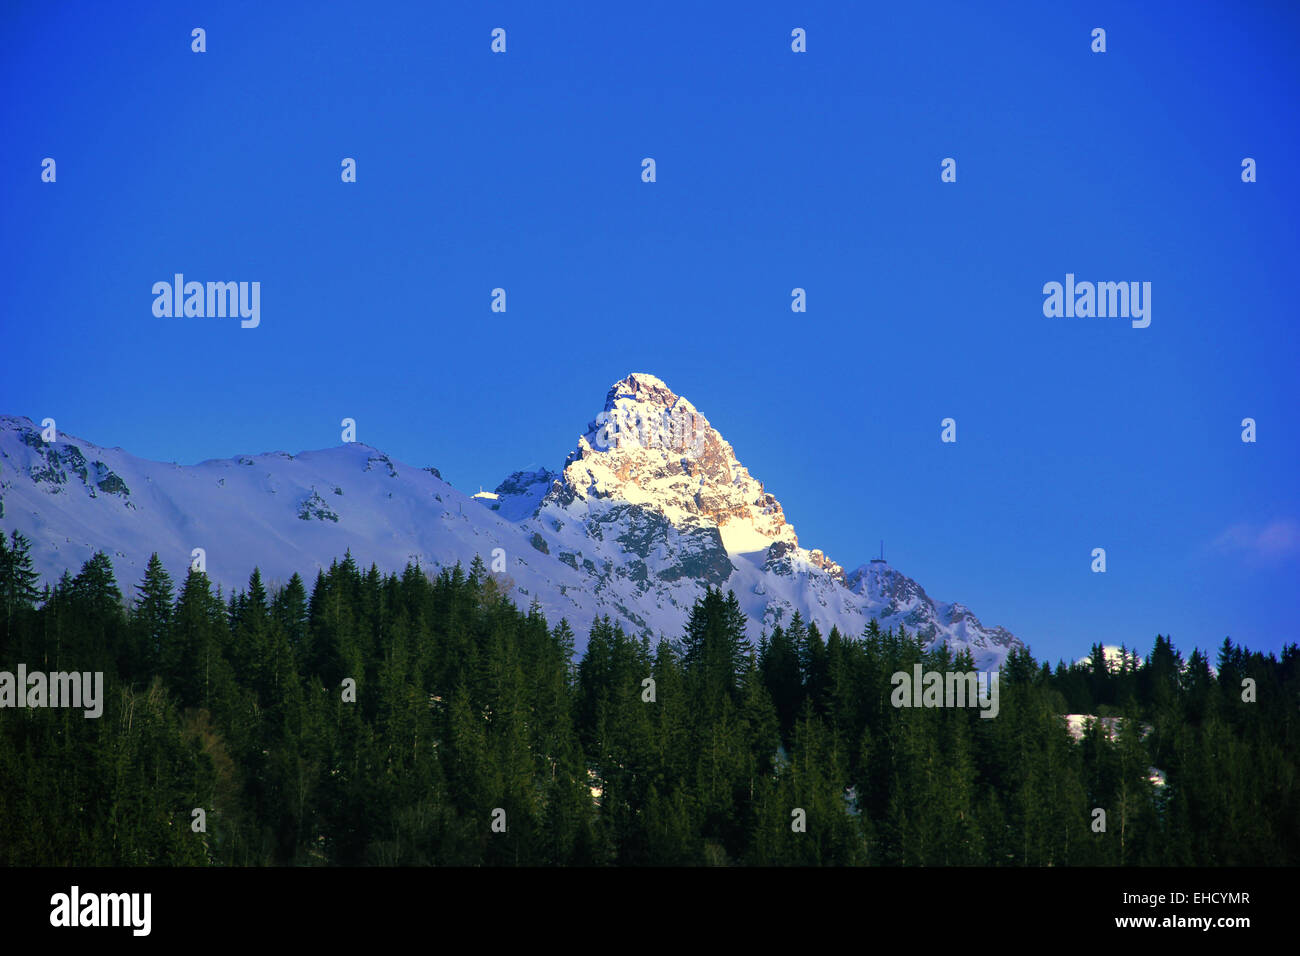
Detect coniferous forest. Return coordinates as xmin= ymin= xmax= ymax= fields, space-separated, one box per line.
xmin=1 ymin=531 xmax=1296 ymax=867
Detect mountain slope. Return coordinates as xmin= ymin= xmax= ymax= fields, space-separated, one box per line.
xmin=487 ymin=373 xmax=1022 ymax=667
xmin=0 ymin=376 xmax=1024 ymax=667
xmin=0 ymin=415 xmax=597 ymax=628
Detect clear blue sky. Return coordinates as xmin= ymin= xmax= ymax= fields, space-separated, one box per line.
xmin=3 ymin=0 xmax=1297 ymax=666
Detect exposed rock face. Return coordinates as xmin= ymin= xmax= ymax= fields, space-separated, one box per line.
xmin=12 ymin=424 xmax=133 ymax=507
xmin=491 ymin=468 xmax=560 ymax=521
xmin=551 ymin=373 xmax=798 ymax=553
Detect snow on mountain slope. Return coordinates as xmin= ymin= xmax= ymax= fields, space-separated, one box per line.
xmin=483 ymin=373 xmax=1023 ymax=668
xmin=0 ymin=415 xmax=592 ymax=629
xmin=487 ymin=469 xmax=560 ymax=522
xmin=845 ymin=561 xmax=1020 ymax=665
xmin=1 ymin=375 xmax=1025 ymax=668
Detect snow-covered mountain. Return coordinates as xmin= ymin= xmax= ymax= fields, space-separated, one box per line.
xmin=0 ymin=373 xmax=1024 ymax=668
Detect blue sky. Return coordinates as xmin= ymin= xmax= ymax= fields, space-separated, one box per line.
xmin=3 ymin=0 xmax=1298 ymax=666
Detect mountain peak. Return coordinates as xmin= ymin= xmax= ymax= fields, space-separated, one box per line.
xmin=548 ymin=373 xmax=799 ymax=554
xmin=604 ymin=372 xmax=680 ymax=411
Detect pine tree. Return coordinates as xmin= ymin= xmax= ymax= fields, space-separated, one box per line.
xmin=804 ymin=621 xmax=829 ymax=716
xmin=68 ymin=551 xmax=125 ymax=673
xmin=681 ymin=587 xmax=750 ymax=711
xmin=0 ymin=530 xmax=41 ymax=637
xmin=169 ymin=567 xmax=229 ymax=713
xmin=759 ymin=622 xmax=803 ymax=741
xmin=130 ymin=553 xmax=174 ymax=677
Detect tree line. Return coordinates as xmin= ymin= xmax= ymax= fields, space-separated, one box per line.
xmin=1 ymin=531 xmax=1296 ymax=865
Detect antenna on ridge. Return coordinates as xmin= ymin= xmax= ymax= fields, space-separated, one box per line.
xmin=871 ymin=539 xmax=887 ymax=564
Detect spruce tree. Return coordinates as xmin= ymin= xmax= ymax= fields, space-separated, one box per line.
xmin=130 ymin=553 xmax=174 ymax=677
xmin=0 ymin=530 xmax=41 ymax=637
